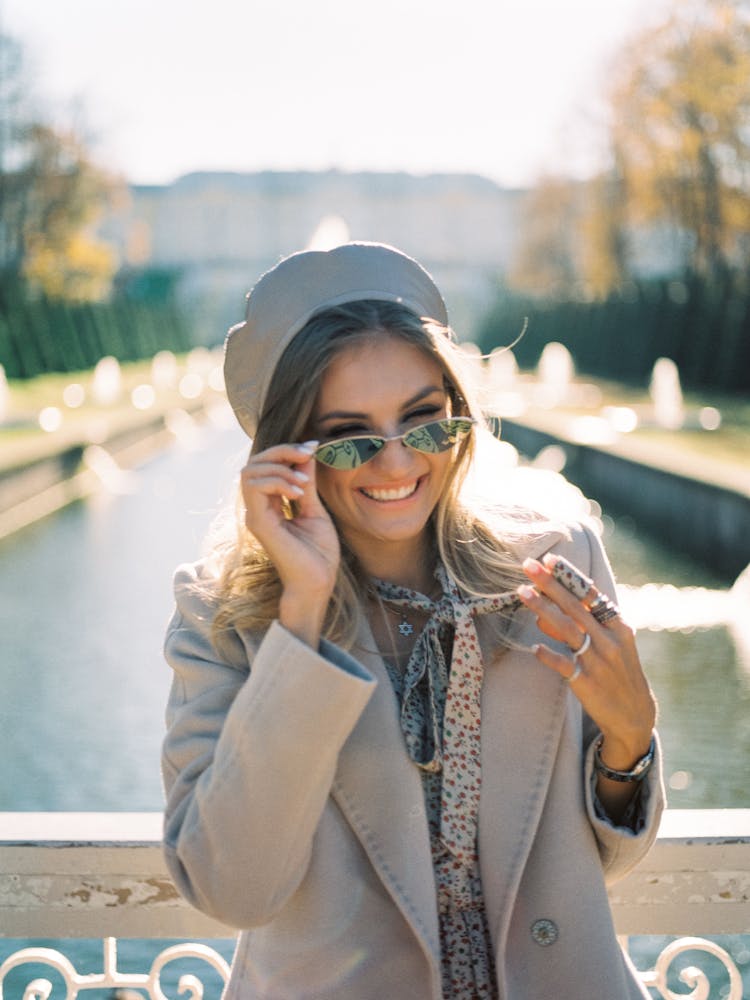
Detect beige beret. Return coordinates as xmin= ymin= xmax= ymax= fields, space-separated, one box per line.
xmin=223 ymin=242 xmax=449 ymax=438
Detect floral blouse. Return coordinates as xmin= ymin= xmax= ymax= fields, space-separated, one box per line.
xmin=374 ymin=567 xmax=521 ymax=999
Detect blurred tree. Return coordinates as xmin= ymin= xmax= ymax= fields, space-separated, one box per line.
xmin=0 ymin=32 xmax=31 ymax=269
xmin=506 ymin=176 xmax=581 ymax=298
xmin=608 ymin=0 xmax=750 ymax=282
xmin=0 ymin=32 xmax=120 ymax=301
xmin=507 ymin=171 xmax=631 ymax=302
xmin=507 ymin=0 xmax=750 ymax=299
xmin=16 ymin=123 xmax=119 ymax=299
xmin=23 ymin=226 xmax=117 ymax=301
xmin=577 ymin=162 xmax=630 ymax=298
xmin=484 ymin=0 xmax=750 ymax=390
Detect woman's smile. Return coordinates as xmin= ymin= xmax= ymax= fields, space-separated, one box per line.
xmin=359 ymin=476 xmax=423 ymax=502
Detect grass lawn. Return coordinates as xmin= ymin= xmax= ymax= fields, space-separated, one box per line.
xmin=493 ymin=373 xmax=750 ymax=487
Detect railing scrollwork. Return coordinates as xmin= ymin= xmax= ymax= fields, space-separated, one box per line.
xmin=1 ymin=935 xmax=745 ymax=998
xmin=0 ymin=937 xmax=230 ymax=1000
xmin=637 ymin=936 xmax=743 ymax=1000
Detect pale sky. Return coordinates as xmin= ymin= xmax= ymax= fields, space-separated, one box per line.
xmin=2 ymin=0 xmax=670 ymax=188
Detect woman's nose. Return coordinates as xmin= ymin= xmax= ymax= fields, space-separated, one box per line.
xmin=372 ymin=435 xmax=413 ymax=474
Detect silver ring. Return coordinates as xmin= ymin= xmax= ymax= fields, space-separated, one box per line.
xmin=567 ymin=661 xmax=583 ymax=684
xmin=571 ymin=632 xmax=591 ymax=659
xmin=590 ymin=594 xmax=620 ymax=624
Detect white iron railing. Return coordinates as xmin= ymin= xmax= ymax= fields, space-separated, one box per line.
xmin=1 ymin=810 xmax=748 ymax=999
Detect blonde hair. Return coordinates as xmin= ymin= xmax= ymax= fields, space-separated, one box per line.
xmin=204 ymin=300 xmax=555 ymax=652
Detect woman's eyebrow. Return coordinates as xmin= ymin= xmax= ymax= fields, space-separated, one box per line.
xmin=316 ymin=385 xmax=445 ymax=424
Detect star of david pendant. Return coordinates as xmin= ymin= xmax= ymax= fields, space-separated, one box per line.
xmin=398 ymin=620 xmax=414 ymax=637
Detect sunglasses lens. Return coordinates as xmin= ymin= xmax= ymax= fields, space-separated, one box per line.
xmin=315 ymin=437 xmax=384 ymax=469
xmin=314 ymin=419 xmax=473 ymax=469
xmin=404 ymin=418 xmax=474 ymax=453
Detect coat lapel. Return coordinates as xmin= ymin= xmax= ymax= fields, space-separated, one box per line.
xmin=478 ymin=526 xmax=571 ymax=949
xmin=331 ymin=618 xmax=442 ymax=965
xmin=478 ymin=628 xmax=568 ymax=945
xmin=330 ymin=526 xmax=570 ymax=973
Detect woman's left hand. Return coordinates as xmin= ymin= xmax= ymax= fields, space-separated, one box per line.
xmin=517 ymin=554 xmax=657 ymax=771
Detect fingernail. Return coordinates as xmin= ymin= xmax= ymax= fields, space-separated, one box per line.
xmin=298 ymin=440 xmax=319 ymax=453
xmin=293 ymin=471 xmax=309 ymax=483
xmin=289 ymin=485 xmax=304 ymax=497
xmin=523 ymin=558 xmax=541 ymax=575
xmin=518 ymin=584 xmax=536 ymax=600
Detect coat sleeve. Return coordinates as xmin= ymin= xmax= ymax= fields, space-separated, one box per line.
xmin=161 ymin=562 xmax=377 ymax=928
xmin=574 ymin=523 xmax=666 ymax=884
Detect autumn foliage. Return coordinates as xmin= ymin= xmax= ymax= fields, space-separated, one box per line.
xmin=488 ymin=0 xmax=750 ymax=391
xmin=0 ymin=33 xmax=191 ymax=378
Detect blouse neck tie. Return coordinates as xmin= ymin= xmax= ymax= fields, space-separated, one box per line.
xmin=373 ymin=566 xmax=521 ymax=868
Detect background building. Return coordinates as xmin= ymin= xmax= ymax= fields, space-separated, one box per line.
xmin=100 ymin=170 xmax=525 ymax=342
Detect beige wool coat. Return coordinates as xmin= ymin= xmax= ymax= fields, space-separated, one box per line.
xmin=162 ymin=521 xmax=665 ymax=1000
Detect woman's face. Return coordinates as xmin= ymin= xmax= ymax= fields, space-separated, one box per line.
xmin=310 ymin=334 xmax=456 ymax=567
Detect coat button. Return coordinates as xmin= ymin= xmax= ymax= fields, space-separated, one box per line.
xmin=530 ymin=918 xmax=558 ymax=946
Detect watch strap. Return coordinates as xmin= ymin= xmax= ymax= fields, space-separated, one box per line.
xmin=594 ymin=734 xmax=655 ymax=782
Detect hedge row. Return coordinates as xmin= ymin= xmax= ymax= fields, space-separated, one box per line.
xmin=0 ymin=280 xmax=193 ymax=379
xmin=476 ymin=274 xmax=750 ymax=393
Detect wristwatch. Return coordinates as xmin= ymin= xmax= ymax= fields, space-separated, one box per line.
xmin=594 ymin=734 xmax=655 ymax=782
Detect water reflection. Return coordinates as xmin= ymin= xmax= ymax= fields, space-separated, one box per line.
xmin=644 ymin=625 xmax=750 ymax=806
xmin=0 ymin=423 xmax=747 ymax=812
xmin=602 ymin=518 xmax=750 ymax=809
xmin=620 ymin=575 xmax=750 ymax=671
xmin=0 ymin=420 xmax=246 ymax=811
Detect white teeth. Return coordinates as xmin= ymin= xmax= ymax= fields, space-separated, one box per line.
xmin=362 ymin=481 xmax=418 ymax=501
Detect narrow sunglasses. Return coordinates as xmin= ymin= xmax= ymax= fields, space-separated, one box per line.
xmin=313 ymin=417 xmax=476 ymax=470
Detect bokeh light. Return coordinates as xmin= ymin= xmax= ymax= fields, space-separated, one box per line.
xmin=179 ymin=373 xmax=204 ymax=399
xmin=63 ymin=383 xmax=86 ymax=408
xmin=131 ymin=384 xmax=156 ymax=410
xmin=38 ymin=406 xmax=63 ymax=432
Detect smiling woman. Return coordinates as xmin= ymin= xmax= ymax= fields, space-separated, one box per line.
xmin=161 ymin=242 xmax=664 ymax=1000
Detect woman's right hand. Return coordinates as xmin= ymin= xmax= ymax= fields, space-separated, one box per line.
xmin=241 ymin=442 xmax=340 ymax=647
